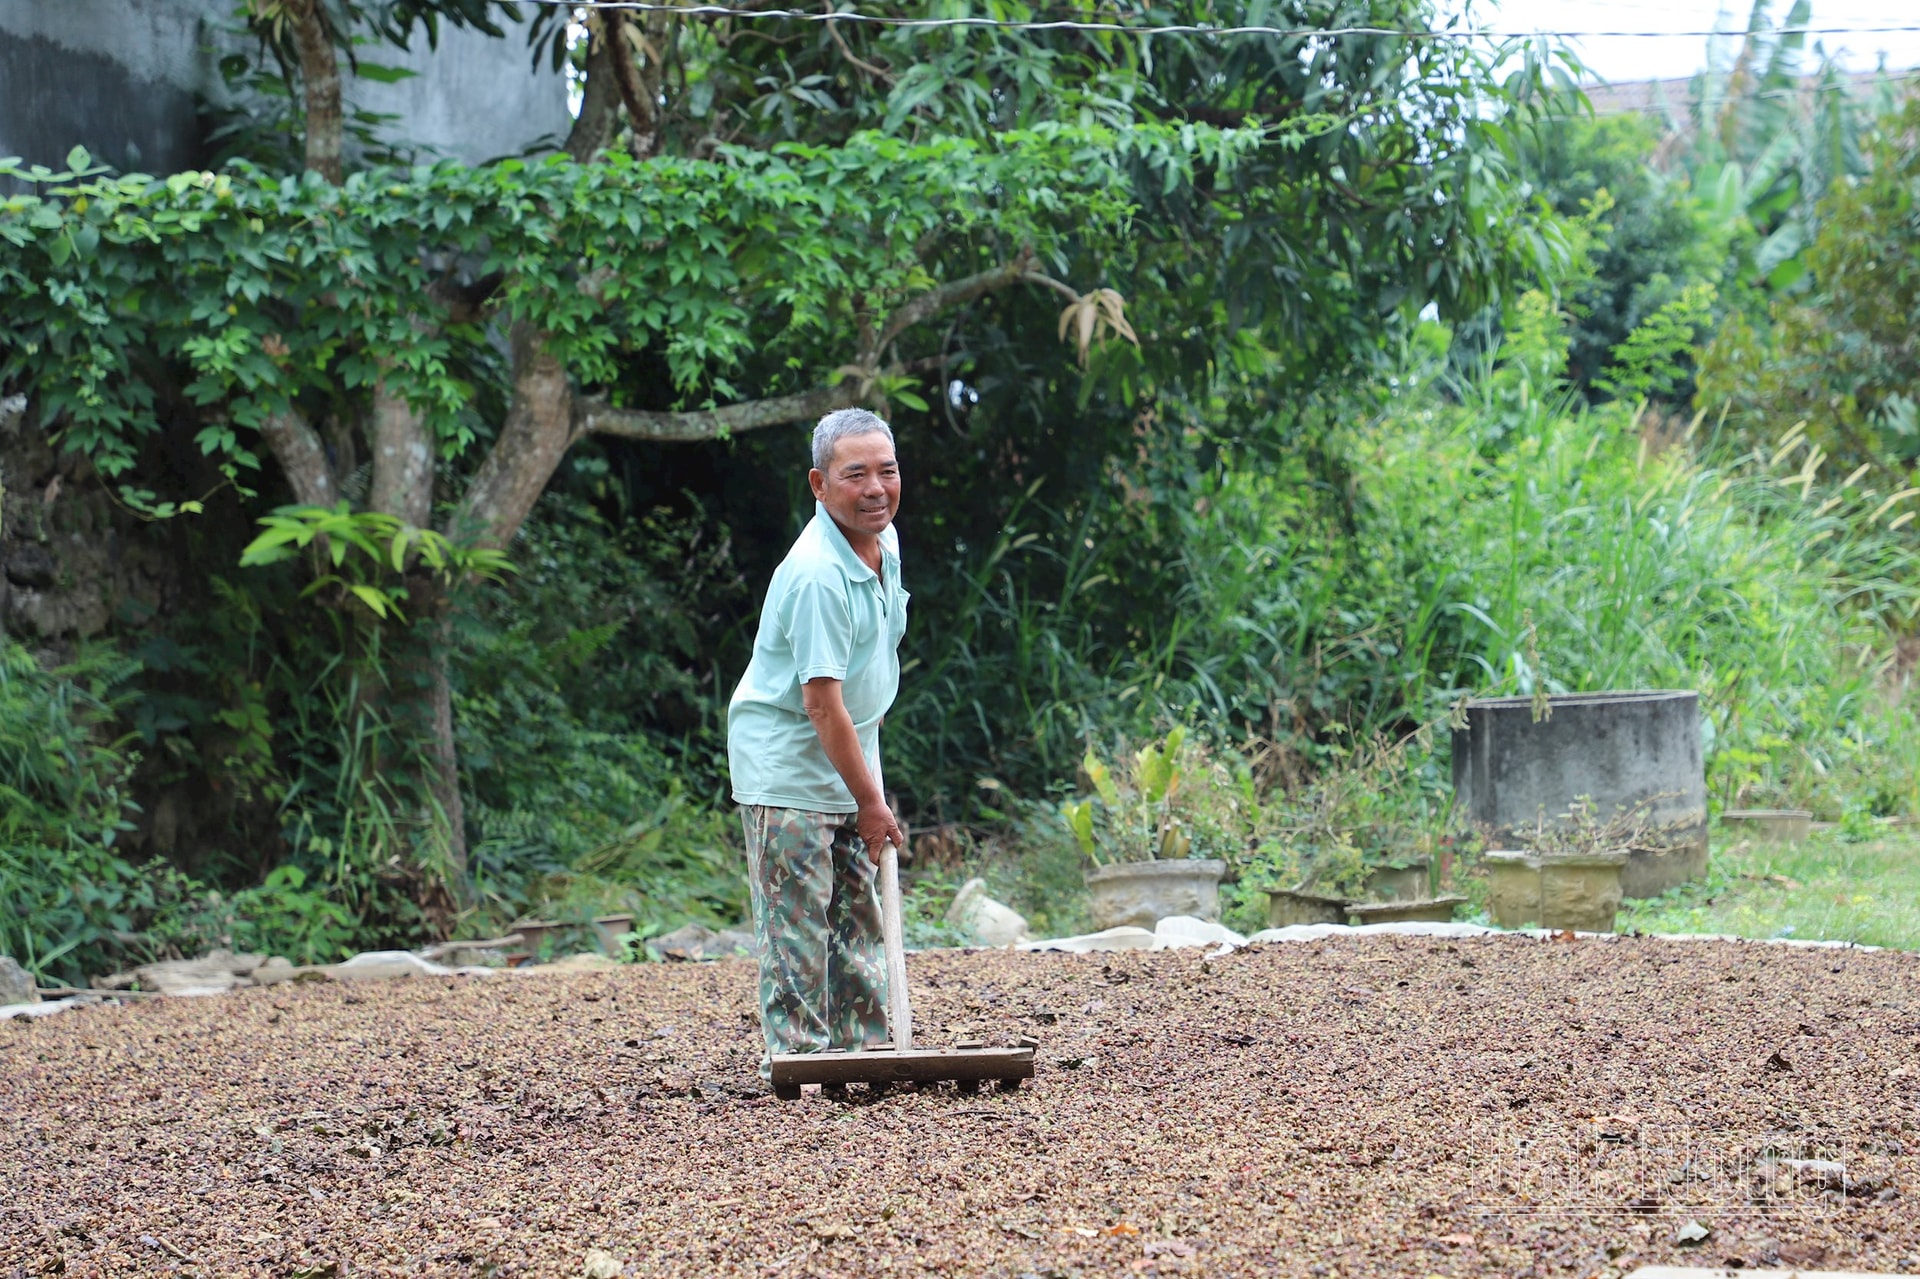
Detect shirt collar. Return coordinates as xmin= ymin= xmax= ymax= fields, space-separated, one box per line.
xmin=814 ymin=501 xmax=895 ymax=582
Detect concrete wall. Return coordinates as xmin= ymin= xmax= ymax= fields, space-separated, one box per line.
xmin=0 ymin=0 xmax=567 ymax=176
xmin=0 ymin=1 xmax=221 ymax=176
xmin=353 ymin=19 xmax=572 ymax=164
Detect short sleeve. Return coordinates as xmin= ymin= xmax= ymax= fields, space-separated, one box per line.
xmin=782 ymin=572 xmax=853 ymax=683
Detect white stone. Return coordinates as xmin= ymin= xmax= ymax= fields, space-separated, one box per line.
xmin=0 ymin=956 xmax=37 ymax=1004
xmin=1246 ymin=921 xmax=1501 ymax=944
xmin=946 ymin=879 xmax=1033 ymax=947
xmin=1 ymin=995 xmax=97 ymax=1020
xmin=1150 ymin=916 xmax=1247 ymax=954
xmin=339 ymin=950 xmax=455 ymax=977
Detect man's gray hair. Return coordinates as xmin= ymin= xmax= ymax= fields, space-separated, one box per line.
xmin=812 ymin=408 xmax=894 ymax=472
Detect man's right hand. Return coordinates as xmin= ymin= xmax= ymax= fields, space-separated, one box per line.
xmin=857 ymin=801 xmax=905 ymax=865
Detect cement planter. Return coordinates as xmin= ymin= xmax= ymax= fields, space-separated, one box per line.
xmin=1484 ymin=851 xmax=1628 ymax=932
xmin=1086 ymin=859 xmax=1227 ymax=930
xmin=1721 ymin=809 xmax=1813 ymax=844
xmin=1265 ymin=888 xmax=1352 ymax=928
xmin=1452 ymin=691 xmax=1708 ymax=899
xmin=590 ymin=914 xmax=635 ymax=956
xmin=508 ymin=919 xmax=560 ymax=959
xmin=1363 ymin=860 xmax=1430 ymax=903
xmin=1346 ymin=897 xmax=1467 ymax=925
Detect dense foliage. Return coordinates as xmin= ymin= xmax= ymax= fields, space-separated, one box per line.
xmin=1700 ymin=97 xmax=1920 ymax=468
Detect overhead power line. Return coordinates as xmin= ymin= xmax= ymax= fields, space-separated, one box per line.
xmin=517 ymin=2 xmax=1920 ymax=42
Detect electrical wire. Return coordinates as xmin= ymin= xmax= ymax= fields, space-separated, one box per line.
xmin=513 ymin=1 xmax=1920 ymax=43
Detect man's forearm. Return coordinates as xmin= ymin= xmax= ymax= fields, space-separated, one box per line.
xmin=805 ymin=694 xmax=883 ymax=809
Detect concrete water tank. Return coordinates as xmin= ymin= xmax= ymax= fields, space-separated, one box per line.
xmin=1451 ymin=690 xmax=1707 ymax=899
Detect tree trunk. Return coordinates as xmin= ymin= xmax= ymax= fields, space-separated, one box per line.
xmin=565 ymin=14 xmax=624 ymax=163
xmin=366 ymin=373 xmax=461 ymax=888
xmin=400 ymin=580 xmax=468 ymax=896
xmin=286 ymin=0 xmax=344 ymax=185
xmin=453 ymin=323 xmax=575 ymax=549
xmin=259 ymin=406 xmax=340 ymax=504
xmin=425 ymin=618 xmax=465 ymax=886
xmin=369 ymin=375 xmax=432 ymax=526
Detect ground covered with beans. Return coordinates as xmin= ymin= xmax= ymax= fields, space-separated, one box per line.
xmin=5 ymin=933 xmax=1918 ymax=1278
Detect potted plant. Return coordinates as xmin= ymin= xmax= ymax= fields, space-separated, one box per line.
xmin=1258 ymin=729 xmax=1459 ymax=926
xmin=590 ymin=913 xmax=637 ymax=956
xmin=1255 ymin=834 xmax=1362 ymax=926
xmin=1482 ymin=796 xmax=1669 ymax=932
xmin=1063 ymin=728 xmax=1234 ymax=929
xmin=1720 ymin=809 xmax=1814 ymax=843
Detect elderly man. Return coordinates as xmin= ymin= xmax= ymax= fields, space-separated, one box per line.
xmin=727 ymin=408 xmax=910 ymax=1077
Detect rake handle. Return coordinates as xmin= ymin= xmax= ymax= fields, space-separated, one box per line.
xmin=878 ymin=840 xmax=913 ymax=1051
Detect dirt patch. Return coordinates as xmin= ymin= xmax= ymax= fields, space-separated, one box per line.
xmin=3 ymin=934 xmax=1916 ymax=1277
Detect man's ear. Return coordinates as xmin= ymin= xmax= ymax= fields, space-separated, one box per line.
xmin=808 ymin=468 xmax=827 ymax=501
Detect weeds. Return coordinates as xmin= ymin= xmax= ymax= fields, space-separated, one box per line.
xmin=1620 ymin=826 xmax=1920 ymax=949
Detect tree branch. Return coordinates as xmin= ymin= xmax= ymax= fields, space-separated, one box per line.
xmin=1148 ymin=98 xmax=1300 ymax=129
xmin=826 ymin=17 xmax=895 ymax=84
xmin=871 ymin=258 xmax=1071 ymax=356
xmin=258 ymin=406 xmax=339 ymax=506
xmin=369 ymin=372 xmax=432 ymax=526
xmin=450 ymin=324 xmax=572 ymax=549
xmin=581 ymin=261 xmax=1077 ymax=443
xmin=565 ymin=14 xmax=624 ymax=162
xmin=607 ymin=12 xmax=662 ymax=159
xmin=285 ymin=0 xmax=343 ymax=184
xmin=576 ymin=383 xmax=863 ymax=442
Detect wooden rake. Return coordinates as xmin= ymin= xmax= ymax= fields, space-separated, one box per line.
xmin=769 ymin=842 xmax=1035 ymax=1099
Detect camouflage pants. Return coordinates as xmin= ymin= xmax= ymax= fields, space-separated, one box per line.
xmin=740 ymin=805 xmax=890 ymax=1076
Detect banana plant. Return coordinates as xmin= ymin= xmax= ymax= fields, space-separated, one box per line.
xmin=1062 ymin=728 xmax=1193 ymax=865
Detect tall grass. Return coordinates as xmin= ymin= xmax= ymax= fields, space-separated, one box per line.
xmin=893 ymin=301 xmax=1919 ymax=820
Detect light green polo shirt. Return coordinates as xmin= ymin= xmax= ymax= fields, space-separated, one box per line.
xmin=727 ymin=502 xmax=909 ymax=811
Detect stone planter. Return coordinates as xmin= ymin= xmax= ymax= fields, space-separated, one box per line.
xmin=1363 ymin=860 xmax=1430 ymax=903
xmin=1265 ymin=887 xmax=1352 ymax=928
xmin=1086 ymin=859 xmax=1227 ymax=930
xmin=1452 ymin=691 xmax=1707 ymax=899
xmin=508 ymin=919 xmax=560 ymax=961
xmin=1346 ymin=897 xmax=1466 ymax=925
xmin=1721 ymin=809 xmax=1813 ymax=844
xmin=1484 ymin=850 xmax=1628 ymax=932
xmin=590 ymin=914 xmax=636 ymax=956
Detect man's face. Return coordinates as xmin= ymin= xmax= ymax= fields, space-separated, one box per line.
xmin=810 ymin=431 xmax=901 ymax=540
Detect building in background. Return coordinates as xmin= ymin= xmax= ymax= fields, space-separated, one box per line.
xmin=0 ymin=0 xmax=568 ymax=177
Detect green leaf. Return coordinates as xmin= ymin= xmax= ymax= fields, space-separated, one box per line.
xmin=352 ymin=62 xmax=419 ymax=85
xmin=1063 ymin=800 xmax=1098 ymax=863
xmin=1084 ymin=749 xmax=1120 ymax=808
xmin=347 ymin=584 xmax=393 ymax=619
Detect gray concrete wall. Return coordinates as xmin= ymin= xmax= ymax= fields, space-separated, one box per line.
xmin=0 ymin=0 xmax=567 ymax=176
xmin=0 ymin=0 xmax=222 ymax=175
xmin=351 ymin=19 xmax=571 ymax=164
